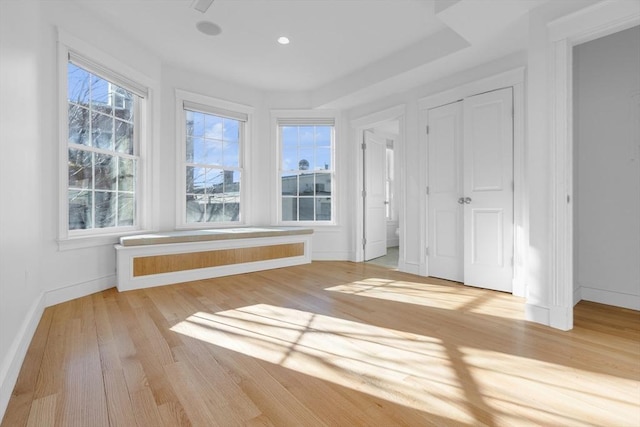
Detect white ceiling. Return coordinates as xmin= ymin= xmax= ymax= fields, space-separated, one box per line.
xmin=72 ymin=0 xmax=553 ymax=100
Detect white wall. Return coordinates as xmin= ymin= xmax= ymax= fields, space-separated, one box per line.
xmin=0 ymin=1 xmax=46 ymax=415
xmin=573 ymin=26 xmax=640 ymax=309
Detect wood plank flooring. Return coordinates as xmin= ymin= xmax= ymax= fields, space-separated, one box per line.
xmin=2 ymin=261 xmax=639 ymax=426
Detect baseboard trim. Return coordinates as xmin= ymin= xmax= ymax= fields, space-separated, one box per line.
xmin=312 ymin=251 xmax=351 ymax=261
xmin=0 ymin=294 xmax=45 ymax=422
xmin=45 ymin=274 xmax=116 ymax=307
xmin=573 ymin=286 xmax=582 ymax=306
xmin=525 ymin=303 xmax=550 ymax=326
xmin=398 ymin=261 xmax=421 ymax=276
xmin=579 ymin=286 xmax=640 ymax=311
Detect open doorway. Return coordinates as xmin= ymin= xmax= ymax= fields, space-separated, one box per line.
xmin=364 ymin=120 xmax=400 ymax=269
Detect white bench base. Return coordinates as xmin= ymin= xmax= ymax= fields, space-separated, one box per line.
xmin=115 ymin=228 xmax=312 ymax=292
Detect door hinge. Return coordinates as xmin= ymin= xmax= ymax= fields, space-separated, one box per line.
xmin=361 ymin=142 xmax=366 ymax=150
xmin=426 ymin=125 xmax=430 ymax=135
xmin=426 ymin=247 xmax=429 ymax=256
xmin=426 ymin=186 xmax=430 ymax=195
xmin=362 ymin=190 xmax=366 ymax=198
xmin=362 ymin=238 xmax=367 ymax=247
xmin=567 ymin=195 xmax=571 ymax=203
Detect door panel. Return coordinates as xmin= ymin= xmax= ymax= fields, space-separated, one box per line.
xmin=463 ymin=88 xmax=513 ymax=292
xmin=364 ymin=131 xmax=387 ymax=261
xmin=427 ymin=102 xmax=463 ymax=282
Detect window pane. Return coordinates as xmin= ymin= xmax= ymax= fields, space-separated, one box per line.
xmin=95 ymin=191 xmax=116 ymax=228
xmin=189 ymin=137 xmax=204 ymax=164
xmin=282 ymin=146 xmax=297 ymax=171
xmin=223 ymin=196 xmax=240 ymax=221
xmin=95 ymin=154 xmax=115 ymax=190
xmin=315 ymin=173 xmax=331 ymax=195
xmin=316 ymin=146 xmax=331 ymax=170
xmin=299 ymin=198 xmax=314 ymax=221
xmin=298 ymin=126 xmax=314 ymax=145
xmin=316 ymin=197 xmax=331 ymax=221
xmin=91 ymin=112 xmax=113 ymax=150
xmin=68 ymin=190 xmax=92 ymax=229
xmin=188 ymin=111 xmax=205 ymax=137
xmin=224 ymin=170 xmax=240 ymax=194
xmin=279 ymin=122 xmax=334 ymax=223
xmin=281 ymin=173 xmax=297 ymax=196
xmin=67 ymin=61 xmax=140 ymax=233
xmin=281 ymin=126 xmax=298 ymax=148
xmin=206 ymin=200 xmax=224 ymax=222
xmin=118 ymin=193 xmax=134 ymax=226
xmin=68 ymin=63 xmax=90 ymax=105
xmin=68 ymin=148 xmax=93 ymax=189
xmin=119 ymin=158 xmax=135 ymax=191
xmin=186 ymin=166 xmax=206 ymax=193
xmin=224 ymin=140 xmax=239 ymax=167
xmin=90 ymin=75 xmax=111 ymax=109
xmin=184 ymin=109 xmax=243 ymax=224
xmin=282 ymin=197 xmax=297 ymax=221
xmin=69 ymin=105 xmax=90 ymax=145
xmin=186 ymin=195 xmax=206 ymax=223
xmin=204 ymin=114 xmax=223 ymax=139
xmin=298 ymin=147 xmax=314 ymax=171
xmin=223 ymin=118 xmax=239 ymax=143
xmin=115 ymin=119 xmax=133 ymax=154
xmin=205 ymin=139 xmax=223 ymax=166
xmin=315 ymin=126 xmax=331 ymax=147
xmin=299 ymin=174 xmax=314 ymax=195
xmin=114 ymin=97 xmax=134 ymax=122
xmin=206 ymin=168 xmax=224 ymax=194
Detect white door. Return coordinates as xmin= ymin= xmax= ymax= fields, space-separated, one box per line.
xmin=427 ymin=101 xmax=464 ymax=282
xmin=364 ymin=130 xmax=387 ymax=261
xmin=463 ymin=88 xmax=513 ymax=292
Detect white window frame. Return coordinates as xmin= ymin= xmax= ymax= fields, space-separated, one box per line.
xmin=175 ymin=89 xmax=253 ymax=229
xmin=272 ymin=110 xmax=338 ymax=226
xmin=57 ymin=30 xmax=157 ymax=250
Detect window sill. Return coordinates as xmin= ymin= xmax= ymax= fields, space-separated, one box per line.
xmin=57 ymin=229 xmax=157 ymax=251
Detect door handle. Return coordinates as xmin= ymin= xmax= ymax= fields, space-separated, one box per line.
xmin=458 ymin=197 xmax=465 ymax=204
xmin=464 ymin=197 xmax=472 ymax=204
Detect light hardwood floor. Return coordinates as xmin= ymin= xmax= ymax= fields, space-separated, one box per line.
xmin=2 ymin=261 xmax=639 ymax=426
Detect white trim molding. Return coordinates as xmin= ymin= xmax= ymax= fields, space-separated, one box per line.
xmin=546 ymin=0 xmax=640 ymax=330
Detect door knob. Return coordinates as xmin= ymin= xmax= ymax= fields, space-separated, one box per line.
xmin=458 ymin=197 xmax=465 ymax=204
xmin=464 ymin=197 xmax=472 ymax=204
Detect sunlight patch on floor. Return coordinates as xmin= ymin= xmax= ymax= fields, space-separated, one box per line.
xmin=171 ymin=304 xmax=479 ymax=424
xmin=325 ymin=278 xmax=524 ymax=320
xmin=167 ymin=303 xmax=636 ymax=426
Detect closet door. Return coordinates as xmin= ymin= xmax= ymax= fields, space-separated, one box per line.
xmin=462 ymin=88 xmax=513 ymax=292
xmin=427 ymin=102 xmax=464 ymax=282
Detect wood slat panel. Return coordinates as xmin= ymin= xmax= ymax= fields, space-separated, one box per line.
xmin=133 ymin=243 xmax=305 ymax=277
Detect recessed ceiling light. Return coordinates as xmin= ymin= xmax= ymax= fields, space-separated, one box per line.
xmin=277 ymin=36 xmax=290 ymax=45
xmin=196 ymin=21 xmax=222 ymax=36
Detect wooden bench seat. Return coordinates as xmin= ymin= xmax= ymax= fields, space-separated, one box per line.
xmin=115 ymin=227 xmax=313 ymax=291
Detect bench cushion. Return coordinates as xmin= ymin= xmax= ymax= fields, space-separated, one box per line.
xmin=119 ymin=226 xmax=313 ymax=247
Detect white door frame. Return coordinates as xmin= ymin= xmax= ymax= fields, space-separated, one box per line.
xmin=351 ymin=105 xmax=406 ymax=265
xmin=418 ymin=67 xmax=526 ymax=296
xmin=547 ymin=0 xmax=640 ymax=330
